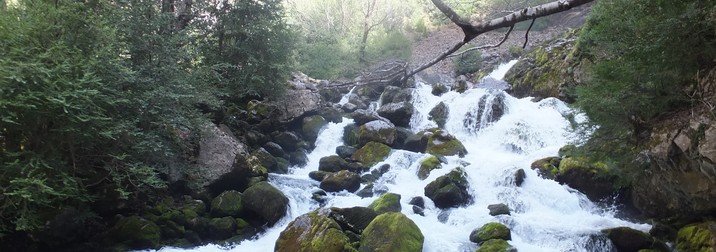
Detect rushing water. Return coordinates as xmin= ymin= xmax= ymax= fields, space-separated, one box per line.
xmin=160 ymin=62 xmax=649 ymax=252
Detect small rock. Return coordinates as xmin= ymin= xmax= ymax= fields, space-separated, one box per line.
xmin=320 ymin=170 xmax=361 ymax=193
xmin=488 ymin=203 xmax=511 ymax=216
xmin=514 ymin=169 xmax=526 ymax=187
xmin=408 ymin=197 xmax=425 ymax=208
xmin=368 ymin=193 xmax=401 ymax=214
xmin=470 ymin=222 xmax=511 ymax=244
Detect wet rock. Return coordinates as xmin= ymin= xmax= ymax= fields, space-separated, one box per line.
xmin=476 ymin=239 xmax=516 ymax=252
xmin=602 ymin=227 xmax=660 ymax=252
xmin=312 ymin=190 xmax=327 ymax=204
xmin=309 ymin=171 xmax=331 ymax=182
xmin=530 ymin=156 xmax=561 ymax=180
xmin=341 ymin=102 xmax=359 ymax=113
xmin=302 ymin=115 xmax=328 ymax=143
xmin=318 ymin=155 xmax=350 ymax=172
xmin=403 ymin=130 xmax=431 ymax=153
xmin=329 ymin=207 xmax=378 ymax=234
xmin=288 ymin=149 xmax=308 ymax=167
xmin=342 ymin=124 xmax=360 ymax=147
xmin=320 ymin=170 xmax=362 ymax=193
xmin=428 ymin=102 xmax=449 ymax=128
xmin=463 ymin=93 xmax=506 ymax=132
xmin=369 ymin=193 xmax=401 ymax=214
xmin=210 ymin=190 xmax=243 ymax=217
xmin=408 ymin=197 xmax=425 ymax=209
xmin=393 ymin=127 xmax=413 ymax=149
xmin=487 ymin=204 xmax=510 ymax=216
xmin=676 ymin=222 xmax=716 ymax=252
xmin=207 ymin=217 xmax=236 ymax=240
xmin=360 ymin=212 xmax=424 ymax=252
xmin=426 ymin=130 xmax=467 ymax=157
xmin=273 ymin=131 xmax=303 ymax=152
xmin=418 ymin=155 xmax=442 ymax=180
xmin=320 ymin=107 xmax=343 ymax=123
xmin=108 ymin=216 xmax=161 ymax=249
xmin=424 ymin=167 xmax=472 ymax=209
xmin=268 ymin=81 xmax=323 ymax=123
xmin=380 ymin=86 xmax=413 ymax=105
xmin=514 ymin=169 xmax=526 ymax=187
xmin=245 ymin=130 xmax=269 ymax=147
xmin=348 ymin=94 xmax=369 ymax=110
xmin=253 ymin=148 xmax=289 ymax=174
xmin=470 ymin=222 xmax=511 ymax=244
xmin=242 ymin=182 xmax=289 ymax=226
xmin=275 ymin=209 xmax=352 ymax=252
xmin=412 ymin=206 xmax=425 ymax=216
xmin=336 ymin=145 xmax=358 ymax=159
xmin=556 ymin=157 xmax=618 ymax=202
xmin=262 ymin=142 xmax=286 ymax=159
xmin=432 ymin=83 xmax=449 ymax=96
xmin=377 ymin=101 xmax=414 ymax=128
xmin=358 ymin=120 xmax=397 ymax=146
xmin=356 ymin=184 xmax=374 ymax=198
xmin=351 ymin=141 xmax=392 ymax=168
xmin=351 ymin=109 xmax=389 ymax=126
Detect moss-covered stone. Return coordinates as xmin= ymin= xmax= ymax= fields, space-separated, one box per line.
xmin=368 ymin=193 xmax=402 ymax=214
xmin=530 ymin=156 xmax=561 ymax=179
xmin=425 ymin=130 xmax=467 ymax=157
xmin=602 ymin=227 xmax=656 ymax=252
xmin=417 ymin=155 xmax=442 ymax=180
xmin=343 ymin=124 xmax=361 ymax=148
xmin=319 ymin=155 xmax=352 ymax=172
xmin=207 ymin=217 xmax=237 ymax=240
xmin=424 ymin=167 xmax=472 ymax=209
xmin=275 ymin=209 xmax=355 ymax=252
xmin=329 ymin=207 xmax=378 ymax=234
xmin=303 ymin=115 xmax=329 ymax=143
xmin=358 ymin=120 xmax=397 ymax=147
xmin=351 ymin=141 xmax=392 ymax=167
xmin=242 ymin=181 xmax=289 ymax=226
xmin=428 ymin=102 xmax=449 ymax=128
xmin=210 ymin=190 xmax=243 ymax=217
xmin=556 ymin=157 xmax=618 ymax=201
xmin=470 ymin=222 xmax=511 ymax=244
xmin=676 ymin=222 xmax=716 ymax=252
xmin=108 ymin=216 xmax=161 ymax=249
xmin=359 ymin=212 xmax=424 ymax=252
xmin=476 ymin=239 xmax=516 ymax=252
xmin=320 ymin=170 xmax=362 ymax=193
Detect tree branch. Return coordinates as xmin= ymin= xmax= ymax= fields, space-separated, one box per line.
xmin=447 ymin=25 xmax=514 ymax=59
xmin=523 ymin=18 xmax=536 ymax=48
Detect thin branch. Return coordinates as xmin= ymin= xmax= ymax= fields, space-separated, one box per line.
xmin=403 ymin=41 xmax=467 ymax=80
xmin=523 ymin=18 xmax=536 ymax=48
xmin=447 ymin=25 xmax=515 ymax=59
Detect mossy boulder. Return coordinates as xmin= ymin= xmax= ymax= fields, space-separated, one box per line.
xmin=320 ymin=170 xmax=362 ymax=193
xmin=556 ymin=157 xmax=618 ymax=201
xmin=210 ymin=190 xmax=243 ymax=217
xmin=470 ymin=222 xmax=511 ymax=244
xmin=425 ymin=130 xmax=467 ymax=157
xmin=207 ymin=217 xmax=237 ymax=240
xmin=343 ymin=124 xmax=361 ymax=147
xmin=368 ymin=193 xmax=402 ymax=214
xmin=428 ymin=102 xmax=449 ymax=128
xmin=359 ymin=212 xmax=424 ymax=252
xmin=275 ymin=209 xmax=354 ymax=252
xmin=432 ymin=83 xmax=449 ymax=96
xmin=108 ymin=216 xmax=161 ymax=249
xmin=303 ymin=115 xmax=329 ymax=143
xmin=309 ymin=170 xmax=331 ymax=181
xmin=351 ymin=141 xmax=392 ymax=167
xmin=241 ymin=181 xmax=289 ymax=226
xmin=253 ymin=148 xmax=289 ymax=174
xmin=476 ymin=239 xmax=516 ymax=252
xmin=377 ymin=101 xmax=415 ymax=128
xmin=336 ymin=145 xmax=358 ymax=159
xmin=319 ymin=155 xmax=351 ymax=172
xmin=424 ymin=167 xmax=472 ymax=209
xmin=676 ymin=222 xmax=716 ymax=252
xmin=603 ymin=227 xmax=661 ymax=252
xmin=358 ymin=120 xmax=397 ymax=146
xmin=530 ymin=156 xmax=561 ymax=179
xmin=351 ymin=109 xmax=389 ymax=126
xmin=380 ymin=85 xmax=413 ymax=105
xmin=273 ymin=131 xmax=304 ymax=152
xmin=417 ymin=155 xmax=442 ymax=180
xmin=402 ymin=130 xmax=431 ymax=153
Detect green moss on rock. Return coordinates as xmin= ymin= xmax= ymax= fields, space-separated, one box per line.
xmin=470 ymin=222 xmax=511 ymax=244
xmin=303 ymin=115 xmax=329 ymax=143
xmin=676 ymin=222 xmax=716 ymax=252
xmin=242 ymin=181 xmax=289 ymax=226
xmin=368 ymin=193 xmax=402 ymax=214
xmin=425 ymin=130 xmax=467 ymax=157
xmin=275 ymin=209 xmax=355 ymax=252
xmin=351 ymin=141 xmax=392 ymax=167
xmin=359 ymin=212 xmax=424 ymax=252
xmin=109 ymin=216 xmax=161 ymax=249
xmin=210 ymin=190 xmax=243 ymax=217
xmin=530 ymin=156 xmax=561 ymax=179
xmin=418 ymin=155 xmax=442 ymax=180
xmin=476 ymin=239 xmax=516 ymax=252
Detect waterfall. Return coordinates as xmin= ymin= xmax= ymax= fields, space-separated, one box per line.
xmin=159 ymin=62 xmax=649 ymax=252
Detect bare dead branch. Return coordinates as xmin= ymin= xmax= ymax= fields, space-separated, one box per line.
xmin=523 ymin=18 xmax=536 ymax=48
xmin=447 ymin=25 xmax=515 ymax=59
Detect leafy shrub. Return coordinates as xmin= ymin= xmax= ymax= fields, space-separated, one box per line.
xmin=453 ymin=50 xmax=482 ymax=76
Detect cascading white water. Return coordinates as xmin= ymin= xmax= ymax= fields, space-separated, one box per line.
xmin=160 ymin=61 xmax=649 ymax=252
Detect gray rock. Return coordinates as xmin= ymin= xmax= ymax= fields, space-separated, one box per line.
xmin=488 ymin=203 xmax=511 ymax=216
xmin=242 ymin=181 xmax=289 ymax=226
xmin=377 ymin=101 xmax=414 ymax=128
xmin=320 ymin=170 xmax=361 ymax=193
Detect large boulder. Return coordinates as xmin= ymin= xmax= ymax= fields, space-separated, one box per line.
xmin=602 ymin=227 xmax=663 ymax=252
xmin=329 ymin=207 xmax=378 ymax=234
xmin=252 ymin=148 xmax=289 ymax=174
xmin=275 ymin=209 xmax=353 ymax=252
xmin=470 ymin=222 xmax=511 ymax=244
xmin=358 ymin=120 xmax=397 ymax=146
xmin=267 ymin=74 xmax=323 ymax=123
xmin=425 ymin=130 xmax=467 ymax=157
xmin=336 ymin=145 xmax=358 ymax=159
xmin=380 ymin=86 xmax=413 ymax=105
xmin=273 ymin=131 xmax=304 ymax=152
xmin=368 ymin=193 xmax=402 ymax=214
xmin=206 ymin=217 xmax=237 ymax=240
xmin=530 ymin=156 xmax=561 ymax=180
xmin=377 ymin=102 xmax=414 ymax=128
xmin=402 ymin=130 xmax=431 ymax=153
xmin=241 ymin=182 xmax=289 ymax=226
xmin=463 ymin=93 xmax=506 ymax=132
xmin=351 ymin=142 xmax=392 ymax=167
xmin=210 ymin=190 xmax=243 ymax=217
xmin=476 ymin=239 xmax=516 ymax=252
xmin=108 ymin=216 xmax=161 ymax=249
xmin=319 ymin=155 xmax=351 ymax=172
xmin=343 ymin=124 xmax=361 ymax=147
xmin=555 ymin=157 xmax=618 ymax=201
xmin=351 ymin=109 xmax=390 ymax=126
xmin=676 ymin=222 xmax=716 ymax=252
xmin=303 ymin=115 xmax=329 ymax=143
xmin=359 ymin=212 xmax=424 ymax=252
xmin=428 ymin=102 xmax=449 ymax=129
xmin=194 ymin=124 xmax=258 ymax=193
xmin=424 ymin=167 xmax=472 ymax=209
xmin=320 ymin=170 xmax=362 ymax=193
xmin=417 ymin=155 xmax=442 ymax=180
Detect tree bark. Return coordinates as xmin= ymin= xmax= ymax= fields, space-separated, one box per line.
xmin=401 ymin=0 xmax=594 ymax=81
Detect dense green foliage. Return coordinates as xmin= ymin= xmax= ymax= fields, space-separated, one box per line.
xmin=575 ymin=0 xmax=716 ymax=167
xmin=0 ymin=0 xmax=295 ymax=238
